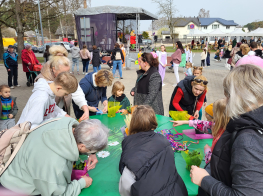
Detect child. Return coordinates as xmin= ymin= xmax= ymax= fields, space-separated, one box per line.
xmin=214 ymin=49 xmax=220 ymax=61
xmin=119 ymin=105 xmax=188 ymax=196
xmin=200 ymin=49 xmax=207 ymax=67
xmin=188 ymin=48 xmax=193 ymax=63
xmin=17 ymin=72 xmax=78 ymax=128
xmin=193 ymin=66 xmax=207 ymax=119
xmin=172 ymin=99 xmax=229 ymax=164
xmin=158 ymin=45 xmax=167 ymax=86
xmin=206 ymin=48 xmax=211 ymax=67
xmin=0 ymin=85 xmax=18 ymax=130
xmin=137 ymin=49 xmax=142 ymax=69
xmin=185 ymin=46 xmax=189 ymax=63
xmin=108 ymin=81 xmax=130 ymax=113
xmin=219 ymin=48 xmax=224 ymax=61
xmin=184 ymin=62 xmax=192 ymax=76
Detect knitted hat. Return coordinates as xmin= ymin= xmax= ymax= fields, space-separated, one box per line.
xmin=235 ymin=53 xmax=263 ymax=69
xmin=205 ymin=103 xmax=213 ymax=118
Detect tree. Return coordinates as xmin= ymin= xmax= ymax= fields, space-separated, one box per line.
xmin=157 ymin=27 xmax=169 ymax=36
xmin=152 ymin=0 xmax=178 ymax=47
xmin=198 ymin=8 xmax=210 ymax=18
xmin=148 ymin=17 xmax=168 ymax=30
xmin=142 ymin=31 xmax=149 ymax=39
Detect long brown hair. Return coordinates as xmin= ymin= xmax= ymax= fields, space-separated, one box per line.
xmin=141 ymin=53 xmax=159 ymax=67
xmin=212 ymin=99 xmax=230 ymax=137
xmin=129 ymin=105 xmax=158 ymax=135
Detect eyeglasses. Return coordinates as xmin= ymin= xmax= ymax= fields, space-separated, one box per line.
xmin=194 ymin=79 xmax=208 ymax=85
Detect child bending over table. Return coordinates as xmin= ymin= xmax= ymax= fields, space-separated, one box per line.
xmin=119 ymin=105 xmax=188 ymax=196
xmin=172 ymin=99 xmax=229 ymax=164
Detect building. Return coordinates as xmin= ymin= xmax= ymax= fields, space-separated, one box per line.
xmin=55 ymin=26 xmax=75 ymax=39
xmin=160 ymin=17 xmax=238 ymax=39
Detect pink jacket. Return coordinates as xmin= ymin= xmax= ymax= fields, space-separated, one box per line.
xmin=171 ymin=49 xmax=182 ymax=64
xmin=80 ymin=49 xmax=91 ymax=60
xmin=189 ymin=120 xmax=213 ymax=134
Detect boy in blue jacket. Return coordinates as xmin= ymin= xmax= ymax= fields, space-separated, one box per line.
xmin=3 ymin=45 xmax=20 ymax=88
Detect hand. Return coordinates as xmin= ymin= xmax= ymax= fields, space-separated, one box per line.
xmin=203 ymin=102 xmax=207 ymax=107
xmin=102 ymin=106 xmax=108 ymax=113
xmin=8 ymin=114 xmax=13 ymax=119
xmin=79 ymin=111 xmax=89 ymax=121
xmin=89 ymin=107 xmax=98 ymax=113
xmin=172 ymin=121 xmax=185 ymax=127
xmin=87 ymin=154 xmax=98 ymax=170
xmin=7 ymin=69 xmax=11 ymax=72
xmin=190 ymin=166 xmax=209 ymax=186
xmin=28 ymin=62 xmax=31 ymax=65
xmin=194 ymin=110 xmax=199 ymax=119
xmin=65 ymin=114 xmax=70 ymax=117
xmin=131 ymin=91 xmax=135 ymax=96
xmin=82 ymin=176 xmax=93 ymax=188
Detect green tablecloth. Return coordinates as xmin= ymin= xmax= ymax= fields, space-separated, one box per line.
xmin=79 ymin=113 xmax=212 ymax=196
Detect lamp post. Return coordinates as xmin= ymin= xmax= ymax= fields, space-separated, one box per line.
xmin=38 ymin=0 xmax=45 ymax=46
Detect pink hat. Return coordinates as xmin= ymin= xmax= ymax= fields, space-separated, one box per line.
xmin=235 ymin=53 xmax=263 ymax=69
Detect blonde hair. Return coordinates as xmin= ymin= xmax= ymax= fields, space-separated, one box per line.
xmin=54 ymin=72 xmax=78 ymax=94
xmin=241 ymin=44 xmax=250 ymax=55
xmin=228 ymin=45 xmax=232 ymax=51
xmin=48 ymin=45 xmax=70 ymax=71
xmin=186 ymin=62 xmax=192 ymax=68
xmin=192 ymin=75 xmax=208 ymax=91
xmin=212 ymin=99 xmax=230 ymax=137
xmin=95 ymin=70 xmax=114 ymax=87
xmin=223 ymin=64 xmax=263 ymax=118
xmin=112 ymin=81 xmax=125 ymax=96
xmin=129 ymin=105 xmax=158 ymax=135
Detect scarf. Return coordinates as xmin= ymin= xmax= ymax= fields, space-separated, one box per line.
xmin=211 ymin=128 xmax=225 ymax=152
xmin=27 ymin=50 xmax=36 ymax=65
xmin=1 ymin=96 xmax=13 ymax=120
xmin=114 ymin=94 xmax=126 ymax=102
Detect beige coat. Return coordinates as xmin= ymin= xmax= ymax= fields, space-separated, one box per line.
xmin=230 ymin=47 xmax=240 ymax=68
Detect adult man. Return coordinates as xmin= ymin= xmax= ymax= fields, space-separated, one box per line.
xmin=218 ymin=38 xmax=222 ymax=49
xmin=250 ymin=37 xmax=255 ymax=44
xmin=0 ymin=117 xmax=109 ymax=196
xmin=222 ymin=38 xmax=226 ymax=47
xmin=3 ymin=45 xmax=20 ymax=88
xmin=71 ymin=42 xmax=80 ymax=74
xmin=201 ymin=38 xmax=204 ymax=49
xmin=249 ymin=41 xmax=262 ymax=58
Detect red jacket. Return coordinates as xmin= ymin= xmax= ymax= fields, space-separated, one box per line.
xmin=21 ymin=49 xmax=39 ymax=72
xmin=130 ymin=36 xmax=136 ymax=45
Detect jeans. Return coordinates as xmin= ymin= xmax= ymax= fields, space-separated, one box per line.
xmin=112 ymin=60 xmax=123 ymax=77
xmin=72 ymin=58 xmax=79 ymax=72
xmin=93 ymin=65 xmax=101 ymax=72
xmin=173 ymin=63 xmax=179 ymax=83
xmin=201 ymin=60 xmax=205 ymax=67
xmin=8 ymin=66 xmax=18 ymax=87
xmin=82 ymin=60 xmax=90 ymax=73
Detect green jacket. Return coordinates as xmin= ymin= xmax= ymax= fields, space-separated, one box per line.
xmin=108 ymin=95 xmax=131 ymax=110
xmin=0 ymin=96 xmax=18 ymax=118
xmin=179 ymin=53 xmax=186 ymax=67
xmin=0 ymin=117 xmax=86 ymax=196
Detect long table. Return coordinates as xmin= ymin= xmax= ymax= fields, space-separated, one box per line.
xmin=79 ymin=113 xmax=212 ymax=196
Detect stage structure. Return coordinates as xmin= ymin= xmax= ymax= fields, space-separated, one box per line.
xmin=74 ymin=5 xmax=158 ymax=52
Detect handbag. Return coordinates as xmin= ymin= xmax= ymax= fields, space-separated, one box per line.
xmin=33 ymin=64 xmax=43 ymax=72
xmin=227 ymin=57 xmax=232 ymax=64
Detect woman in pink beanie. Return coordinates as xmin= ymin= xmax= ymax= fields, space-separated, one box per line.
xmin=235 ymin=53 xmax=263 ymax=69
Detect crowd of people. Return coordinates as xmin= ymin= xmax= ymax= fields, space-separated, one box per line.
xmin=1 ymin=37 xmax=263 ymax=196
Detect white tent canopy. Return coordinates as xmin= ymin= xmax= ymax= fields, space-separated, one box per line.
xmin=207 ymin=29 xmax=228 ymax=37
xmin=249 ymin=28 xmax=263 ymax=36
xmin=187 ymin=29 xmax=208 ymax=37
xmin=229 ymin=28 xmax=248 ymax=36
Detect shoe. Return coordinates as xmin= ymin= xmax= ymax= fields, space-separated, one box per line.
xmin=120 ymin=77 xmax=123 ymax=79
xmin=77 ymin=72 xmax=80 ymax=75
xmin=15 ymin=85 xmax=21 ymax=87
xmin=162 ymin=84 xmax=166 ymax=87
xmin=10 ymin=86 xmax=14 ymax=89
xmin=168 ymin=66 xmax=173 ymax=70
xmin=83 ymin=72 xmax=85 ymax=75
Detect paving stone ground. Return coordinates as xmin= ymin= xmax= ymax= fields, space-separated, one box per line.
xmin=0 ymin=53 xmax=229 ymax=122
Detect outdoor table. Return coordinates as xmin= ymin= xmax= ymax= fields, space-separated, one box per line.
xmin=79 ymin=113 xmax=212 ymax=196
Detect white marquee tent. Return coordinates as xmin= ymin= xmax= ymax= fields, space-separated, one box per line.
xmin=229 ymin=28 xmax=248 ymax=36
xmin=187 ymin=29 xmax=208 ymax=37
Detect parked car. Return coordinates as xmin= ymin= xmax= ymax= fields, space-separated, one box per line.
xmin=31 ymin=46 xmax=38 ymax=53
xmin=53 ymin=42 xmax=71 ymax=52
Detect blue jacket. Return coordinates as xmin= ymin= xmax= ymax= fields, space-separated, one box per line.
xmin=79 ymin=72 xmax=107 ymax=107
xmin=3 ymin=50 xmax=18 ymax=69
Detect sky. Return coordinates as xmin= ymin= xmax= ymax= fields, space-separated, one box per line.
xmin=91 ymin=0 xmax=263 ymax=31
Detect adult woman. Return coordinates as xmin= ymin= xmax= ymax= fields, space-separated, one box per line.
xmin=90 ymin=45 xmax=101 ymax=72
xmin=224 ymin=45 xmax=232 ymax=59
xmin=21 ymin=44 xmax=40 ymax=85
xmin=35 ymin=45 xmax=90 ymax=121
xmin=233 ymin=44 xmax=246 ymax=64
xmin=80 ymin=45 xmax=91 ymax=75
xmin=232 ymin=38 xmax=237 ymax=47
xmin=43 ymin=45 xmax=50 ymax=63
xmin=119 ymin=105 xmax=187 ymax=196
xmin=73 ymin=69 xmax=114 ymax=118
xmin=169 ymin=75 xmax=208 ymax=119
xmin=191 ymin=64 xmax=263 ymax=195
xmin=111 ymin=43 xmax=124 ymax=79
xmin=130 ymin=52 xmax=164 ymax=115
xmin=230 ymin=42 xmax=241 ymax=69
xmin=171 ymin=41 xmax=184 ymax=86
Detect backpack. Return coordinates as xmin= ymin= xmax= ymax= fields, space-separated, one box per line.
xmin=0 ymin=118 xmax=60 ymax=176
xmin=115 ymin=51 xmax=122 ymax=60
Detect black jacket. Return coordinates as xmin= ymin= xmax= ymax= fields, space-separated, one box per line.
xmin=255 ymin=49 xmax=263 ymax=58
xmin=169 ymin=76 xmax=202 ymax=115
xmin=92 ymin=49 xmax=101 ymax=67
xmin=3 ymin=50 xmax=18 ymax=69
xmin=119 ymin=131 xmax=188 ymax=196
xmin=131 ymin=67 xmax=164 ymax=115
xmin=223 ymin=49 xmax=231 ymax=58
xmin=111 ymin=48 xmax=124 ymax=61
xmin=201 ymin=106 xmax=263 ymax=195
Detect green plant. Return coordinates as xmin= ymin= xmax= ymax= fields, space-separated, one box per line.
xmin=142 ymin=31 xmax=149 ymax=39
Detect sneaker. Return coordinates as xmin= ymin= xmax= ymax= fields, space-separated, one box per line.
xmin=10 ymin=86 xmax=14 ymax=89
xmin=120 ymin=77 xmax=123 ymax=79
xmin=168 ymin=66 xmax=173 ymax=70
xmin=15 ymin=85 xmax=21 ymax=87
xmin=162 ymin=84 xmax=166 ymax=87
xmin=83 ymin=72 xmax=85 ymax=75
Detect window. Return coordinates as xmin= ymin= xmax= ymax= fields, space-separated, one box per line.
xmin=204 ymin=26 xmax=207 ymax=29
xmin=187 ymin=25 xmax=190 ymax=29
xmin=226 ymin=26 xmax=230 ymax=29
xmin=213 ymin=24 xmax=219 ymax=29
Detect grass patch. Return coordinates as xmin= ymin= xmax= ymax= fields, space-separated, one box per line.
xmin=37 ymin=57 xmax=45 ymax=63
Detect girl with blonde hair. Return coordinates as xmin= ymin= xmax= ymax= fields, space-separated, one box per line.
xmin=35 ymin=45 xmax=90 ymax=121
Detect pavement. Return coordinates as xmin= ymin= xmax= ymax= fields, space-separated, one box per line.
xmin=0 ymin=53 xmax=229 ymax=122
